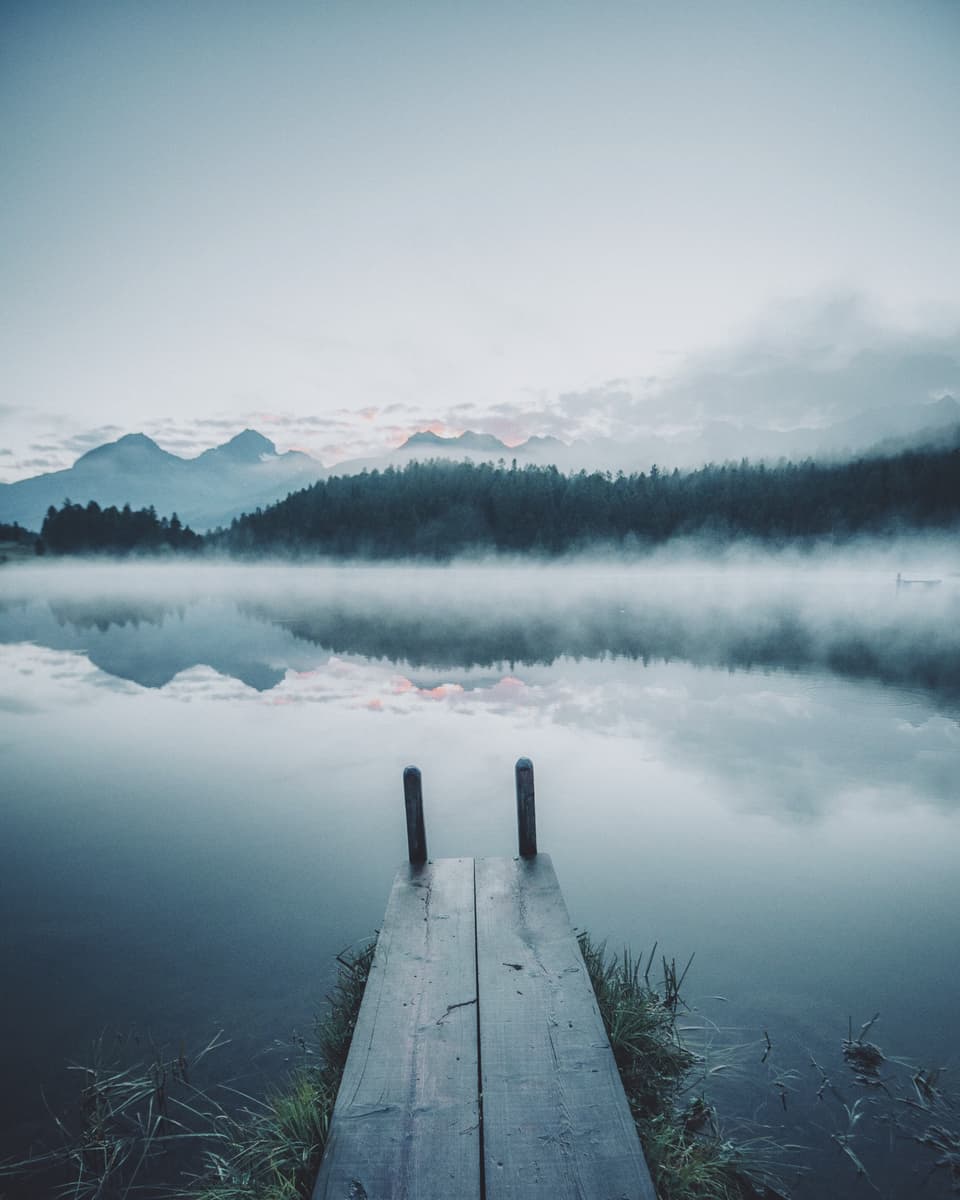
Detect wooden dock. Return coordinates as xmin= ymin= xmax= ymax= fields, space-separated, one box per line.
xmin=312 ymin=760 xmax=656 ymax=1200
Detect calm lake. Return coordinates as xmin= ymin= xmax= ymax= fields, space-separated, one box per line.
xmin=1 ymin=557 xmax=958 ymax=1199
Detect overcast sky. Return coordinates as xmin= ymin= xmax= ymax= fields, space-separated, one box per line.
xmin=2 ymin=0 xmax=959 ymax=480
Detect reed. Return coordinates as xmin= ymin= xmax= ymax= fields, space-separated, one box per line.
xmin=0 ymin=943 xmax=374 ymax=1200
xmin=577 ymin=933 xmax=791 ymax=1200
xmin=20 ymin=935 xmax=960 ymax=1198
xmin=185 ymin=940 xmax=375 ymax=1200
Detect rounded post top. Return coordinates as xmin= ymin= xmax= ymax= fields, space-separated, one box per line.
xmin=516 ymin=756 xmax=533 ymax=772
xmin=403 ymin=765 xmax=421 ymax=780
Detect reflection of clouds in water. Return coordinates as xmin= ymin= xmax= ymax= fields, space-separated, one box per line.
xmin=0 ymin=694 xmax=45 ymax=715
xmin=738 ymin=689 xmax=814 ymax=721
xmin=632 ymin=667 xmax=959 ymax=821
xmin=261 ymin=662 xmax=543 ymax=716
xmin=162 ymin=666 xmax=263 ymax=704
xmin=3 ymin=561 xmax=958 ymax=827
xmin=6 ymin=639 xmax=954 ymax=823
xmin=3 ymin=560 xmax=960 ymax=707
xmin=262 ymin=660 xmax=952 ymax=826
xmin=333 ymin=656 xmax=957 ymax=821
xmin=0 ymin=643 xmax=140 ymax=712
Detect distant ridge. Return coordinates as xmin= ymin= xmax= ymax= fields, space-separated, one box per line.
xmin=198 ymin=429 xmax=279 ymax=464
xmin=402 ymin=430 xmax=510 ymax=453
xmin=0 ymin=431 xmax=323 ymax=533
xmin=3 ymin=397 xmax=958 ymax=534
xmin=76 ymin=432 xmax=175 ymax=464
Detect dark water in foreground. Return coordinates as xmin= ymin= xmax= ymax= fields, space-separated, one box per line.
xmin=1 ymin=560 xmax=958 ymax=1198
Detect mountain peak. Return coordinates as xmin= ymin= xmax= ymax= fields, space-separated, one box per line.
xmin=521 ymin=435 xmax=567 ymax=448
xmin=402 ymin=429 xmax=507 ymax=453
xmin=403 ymin=430 xmax=446 ymax=447
xmin=76 ymin=433 xmax=168 ymax=466
xmin=205 ymin=429 xmax=278 ymax=463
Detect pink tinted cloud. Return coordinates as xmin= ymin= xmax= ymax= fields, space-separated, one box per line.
xmin=422 ymin=683 xmax=465 ymax=700
xmin=389 ymin=675 xmax=465 ymax=701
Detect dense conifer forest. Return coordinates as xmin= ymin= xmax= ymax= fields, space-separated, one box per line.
xmin=216 ymin=444 xmax=960 ymax=558
xmin=38 ymin=501 xmax=201 ymax=555
xmin=0 ymin=521 xmax=36 ymax=546
xmin=18 ymin=444 xmax=959 ymax=558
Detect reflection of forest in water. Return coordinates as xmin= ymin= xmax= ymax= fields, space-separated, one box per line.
xmin=50 ymin=597 xmax=178 ymax=632
xmin=244 ymin=597 xmax=960 ymax=704
xmin=1 ymin=577 xmax=959 ymax=706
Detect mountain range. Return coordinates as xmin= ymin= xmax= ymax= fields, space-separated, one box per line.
xmin=1 ymin=397 xmax=958 ymax=532
xmin=0 ymin=429 xmax=322 ymax=533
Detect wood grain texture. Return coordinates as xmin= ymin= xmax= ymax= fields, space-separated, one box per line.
xmin=312 ymin=858 xmax=480 ymax=1200
xmin=475 ymin=854 xmax=657 ymax=1200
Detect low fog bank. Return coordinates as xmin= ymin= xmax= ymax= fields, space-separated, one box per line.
xmin=2 ymin=538 xmax=959 ymax=705
xmin=2 ymin=531 xmax=958 ymax=596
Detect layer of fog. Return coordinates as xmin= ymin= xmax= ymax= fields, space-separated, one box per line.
xmin=2 ymin=539 xmax=959 ymax=707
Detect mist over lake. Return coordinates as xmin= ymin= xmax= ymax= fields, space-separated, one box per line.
xmin=1 ymin=555 xmax=958 ymax=1199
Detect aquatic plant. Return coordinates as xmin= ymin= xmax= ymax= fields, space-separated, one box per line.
xmin=578 ymin=933 xmax=792 ymax=1200
xmin=12 ymin=938 xmax=957 ymax=1199
xmin=0 ymin=943 xmax=374 ymax=1200
xmin=0 ymin=1027 xmax=230 ymax=1197
xmin=184 ymin=940 xmax=374 ymax=1200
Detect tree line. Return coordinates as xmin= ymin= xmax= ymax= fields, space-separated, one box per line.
xmin=215 ymin=445 xmax=960 ymax=557
xmin=25 ymin=443 xmax=960 ymax=558
xmin=0 ymin=521 xmax=37 ymax=546
xmin=38 ymin=501 xmax=201 ymax=555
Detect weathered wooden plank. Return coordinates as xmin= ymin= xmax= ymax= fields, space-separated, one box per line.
xmin=475 ymin=854 xmax=656 ymax=1200
xmin=312 ymin=858 xmax=480 ymax=1200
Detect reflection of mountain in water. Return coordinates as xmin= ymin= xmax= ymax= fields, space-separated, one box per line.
xmin=1 ymin=585 xmax=958 ymax=707
xmin=0 ymin=599 xmax=304 ymax=691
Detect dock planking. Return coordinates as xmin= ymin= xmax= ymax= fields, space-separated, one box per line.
xmin=313 ymin=762 xmax=655 ymax=1200
xmin=476 ymin=854 xmax=656 ymax=1200
xmin=312 ymin=857 xmax=480 ymax=1200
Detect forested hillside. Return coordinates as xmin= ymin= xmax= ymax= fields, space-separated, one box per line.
xmin=216 ymin=445 xmax=960 ymax=558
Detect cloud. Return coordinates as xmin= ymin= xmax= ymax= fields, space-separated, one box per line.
xmin=462 ymin=295 xmax=960 ymax=462
xmin=61 ymin=426 xmax=125 ymax=453
xmin=5 ymin=427 xmax=129 ymax=479
xmin=0 ymin=694 xmax=45 ymax=714
xmin=16 ymin=456 xmax=63 ymax=470
xmin=4 ymin=293 xmax=958 ymax=481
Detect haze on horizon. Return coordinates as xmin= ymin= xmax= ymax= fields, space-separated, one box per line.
xmin=2 ymin=0 xmax=959 ymax=483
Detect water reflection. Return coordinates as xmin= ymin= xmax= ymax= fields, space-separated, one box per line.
xmin=1 ymin=562 xmax=958 ymax=1199
xmin=0 ymin=595 xmax=307 ymax=690
xmin=1 ymin=567 xmax=957 ymax=826
xmin=1 ymin=562 xmax=959 ymax=705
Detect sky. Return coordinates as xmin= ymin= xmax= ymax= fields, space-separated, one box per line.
xmin=1 ymin=0 xmax=959 ymax=481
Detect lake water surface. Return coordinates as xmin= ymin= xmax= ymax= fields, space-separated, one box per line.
xmin=2 ymin=559 xmax=958 ymax=1198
